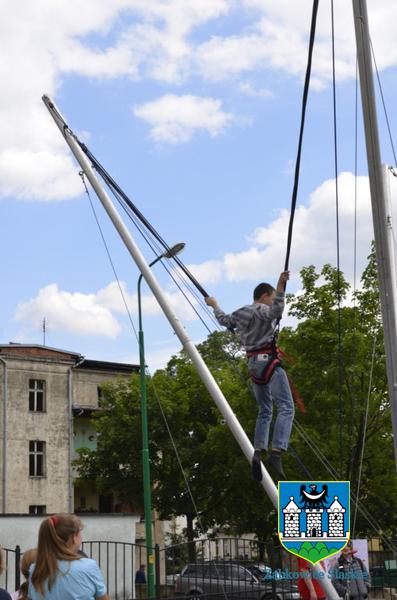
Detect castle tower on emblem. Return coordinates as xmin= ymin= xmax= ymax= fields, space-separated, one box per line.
xmin=327 ymin=496 xmax=345 ymax=537
xmin=283 ymin=496 xmax=301 ymax=538
xmin=306 ymin=508 xmax=323 ymax=537
xmin=279 ymin=483 xmax=348 ymax=545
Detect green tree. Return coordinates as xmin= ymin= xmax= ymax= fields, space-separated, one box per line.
xmin=150 ymin=331 xmax=277 ymax=542
xmin=74 ymin=376 xmax=149 ymax=511
xmin=280 ymin=247 xmax=397 ymax=536
xmin=74 ymin=247 xmax=397 ymax=540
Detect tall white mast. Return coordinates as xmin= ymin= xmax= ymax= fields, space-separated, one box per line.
xmin=41 ymin=95 xmax=277 ymax=501
xmin=353 ymin=0 xmax=397 ymax=469
xmin=43 ymin=95 xmax=340 ymax=597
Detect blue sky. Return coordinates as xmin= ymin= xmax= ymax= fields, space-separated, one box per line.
xmin=2 ymin=0 xmax=397 ymax=370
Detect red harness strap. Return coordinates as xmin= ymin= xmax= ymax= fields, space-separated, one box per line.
xmin=246 ymin=345 xmax=281 ymax=386
xmin=247 ymin=346 xmax=306 ymax=413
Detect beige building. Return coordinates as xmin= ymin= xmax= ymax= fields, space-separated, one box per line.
xmin=0 ymin=343 xmax=137 ymax=515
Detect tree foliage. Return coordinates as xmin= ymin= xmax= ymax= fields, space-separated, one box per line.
xmin=280 ymin=247 xmax=397 ymax=536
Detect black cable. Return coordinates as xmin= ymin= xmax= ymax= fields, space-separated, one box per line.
xmin=284 ymin=0 xmax=319 ymax=272
xmin=79 ymin=171 xmax=139 ymax=340
xmin=79 ymin=142 xmax=209 ymax=298
xmin=370 ymin=37 xmax=397 ymax=167
xmin=288 ymin=444 xmax=315 ymax=479
xmin=99 ymin=175 xmax=215 ymax=333
xmin=350 ymin=56 xmax=359 ymax=482
xmin=331 ymin=0 xmax=344 ymax=476
xmin=95 ymin=169 xmax=220 ymax=333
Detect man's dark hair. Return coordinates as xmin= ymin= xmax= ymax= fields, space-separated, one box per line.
xmin=253 ymin=282 xmax=275 ymax=300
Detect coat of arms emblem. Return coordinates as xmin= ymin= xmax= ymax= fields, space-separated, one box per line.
xmin=278 ymin=480 xmax=350 ymax=564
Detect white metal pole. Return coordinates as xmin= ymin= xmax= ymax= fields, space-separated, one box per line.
xmin=353 ymin=0 xmax=397 ymax=468
xmin=42 ymin=95 xmax=339 ymax=599
xmin=42 ymin=94 xmax=277 ymax=498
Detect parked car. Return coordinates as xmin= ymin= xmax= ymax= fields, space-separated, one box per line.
xmin=174 ymin=562 xmax=300 ymax=600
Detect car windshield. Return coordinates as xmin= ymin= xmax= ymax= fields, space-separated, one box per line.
xmin=247 ymin=564 xmax=277 ymax=579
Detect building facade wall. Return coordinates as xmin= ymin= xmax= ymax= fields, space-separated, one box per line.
xmin=1 ymin=356 xmax=72 ymax=514
xmin=0 ymin=346 xmax=137 ymax=515
xmin=72 ymin=369 xmax=131 ymax=409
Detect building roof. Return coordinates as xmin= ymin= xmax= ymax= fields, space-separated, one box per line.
xmin=328 ymin=496 xmax=345 ymax=513
xmin=283 ymin=496 xmax=301 ymax=513
xmin=0 ymin=344 xmax=138 ymax=371
xmin=0 ymin=343 xmax=81 ymax=362
xmin=77 ymin=359 xmax=138 ymax=373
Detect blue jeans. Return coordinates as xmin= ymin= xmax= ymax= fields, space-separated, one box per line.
xmin=247 ymin=356 xmax=294 ymax=451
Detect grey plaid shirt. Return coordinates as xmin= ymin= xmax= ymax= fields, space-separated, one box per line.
xmin=213 ymin=292 xmax=285 ymax=351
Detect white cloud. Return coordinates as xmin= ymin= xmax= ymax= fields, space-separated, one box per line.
xmin=14 ymin=277 xmax=202 ymax=341
xmin=238 ymin=81 xmax=273 ymax=99
xmin=133 ymin=94 xmax=235 ymax=143
xmin=15 ymin=284 xmax=121 ymax=338
xmin=0 ymin=149 xmax=81 ymax=201
xmin=96 ymin=280 xmax=200 ymax=321
xmin=3 ymin=0 xmax=397 ymax=201
xmin=186 ymin=171 xmax=396 ymax=287
xmin=196 ymin=0 xmax=397 ymax=87
xmin=0 ymin=0 xmax=230 ymax=201
xmin=187 ymin=259 xmax=224 ymax=285
xmin=246 ymin=172 xmax=375 ymax=282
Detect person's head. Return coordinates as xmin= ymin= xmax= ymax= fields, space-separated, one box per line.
xmin=140 ymin=564 xmax=146 ymax=571
xmin=18 ymin=548 xmax=37 ymax=600
xmin=31 ymin=514 xmax=83 ymax=594
xmin=253 ymin=283 xmax=275 ymax=306
xmin=341 ymin=540 xmax=356 ymax=559
xmin=21 ymin=548 xmax=37 ymax=579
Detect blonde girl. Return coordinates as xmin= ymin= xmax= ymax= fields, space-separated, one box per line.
xmin=28 ymin=514 xmax=108 ymax=600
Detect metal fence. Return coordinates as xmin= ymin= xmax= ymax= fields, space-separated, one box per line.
xmin=2 ymin=537 xmax=397 ymax=600
xmin=1 ymin=545 xmax=21 ymax=592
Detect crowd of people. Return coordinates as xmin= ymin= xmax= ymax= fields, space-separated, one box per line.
xmin=0 ymin=518 xmax=372 ymax=600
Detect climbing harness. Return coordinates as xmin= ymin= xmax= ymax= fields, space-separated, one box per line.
xmin=247 ymin=342 xmax=306 ymax=414
xmin=246 ymin=341 xmax=281 ymax=386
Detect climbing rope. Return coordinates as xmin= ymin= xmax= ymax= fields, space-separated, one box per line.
xmin=283 ymin=0 xmax=319 ymax=273
xmin=330 ymin=0 xmax=344 ymax=475
xmin=352 ymin=331 xmax=377 ymax=536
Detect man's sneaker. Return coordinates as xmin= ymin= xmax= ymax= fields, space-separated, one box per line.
xmin=267 ymin=452 xmax=286 ymax=481
xmin=252 ymin=451 xmax=263 ymax=482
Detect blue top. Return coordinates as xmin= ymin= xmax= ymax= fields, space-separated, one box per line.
xmin=0 ymin=588 xmax=11 ymax=600
xmin=28 ymin=558 xmax=107 ymax=600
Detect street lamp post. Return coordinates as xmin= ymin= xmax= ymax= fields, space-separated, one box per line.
xmin=137 ymin=243 xmax=185 ymax=599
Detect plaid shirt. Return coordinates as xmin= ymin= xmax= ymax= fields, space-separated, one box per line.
xmin=213 ymin=292 xmax=285 ymax=351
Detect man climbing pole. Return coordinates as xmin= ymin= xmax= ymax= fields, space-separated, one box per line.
xmin=205 ymin=271 xmax=294 ymax=481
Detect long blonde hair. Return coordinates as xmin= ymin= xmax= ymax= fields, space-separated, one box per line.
xmin=18 ymin=548 xmax=37 ymax=600
xmin=31 ymin=514 xmax=82 ymax=594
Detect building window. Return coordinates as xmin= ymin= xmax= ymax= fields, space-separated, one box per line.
xmin=29 ymin=441 xmax=46 ymax=477
xmin=29 ymin=379 xmax=46 ymax=412
xmin=29 ymin=505 xmax=46 ymax=515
